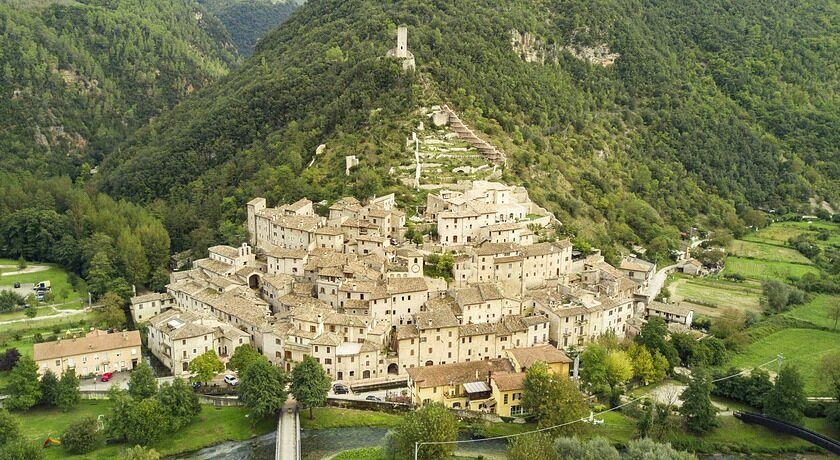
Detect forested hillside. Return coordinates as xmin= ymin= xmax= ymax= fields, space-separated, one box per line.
xmin=0 ymin=0 xmax=237 ymax=177
xmin=99 ymin=0 xmax=840 ymax=262
xmin=199 ymin=0 xmax=299 ymax=55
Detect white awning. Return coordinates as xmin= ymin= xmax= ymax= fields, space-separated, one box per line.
xmin=463 ymin=381 xmax=491 ymax=393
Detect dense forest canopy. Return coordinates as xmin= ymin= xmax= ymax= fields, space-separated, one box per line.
xmin=198 ymin=0 xmax=299 ymax=55
xmin=96 ymin=0 xmax=839 ymax=262
xmin=0 ymin=0 xmax=237 ymax=177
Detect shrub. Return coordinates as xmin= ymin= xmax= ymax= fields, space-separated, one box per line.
xmin=62 ymin=417 xmax=105 ymax=454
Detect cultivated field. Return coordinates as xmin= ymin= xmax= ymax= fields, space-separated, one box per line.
xmin=728 ymin=240 xmax=812 ymax=264
xmin=667 ymin=275 xmax=762 ymax=318
xmin=721 ymin=256 xmax=820 ymax=281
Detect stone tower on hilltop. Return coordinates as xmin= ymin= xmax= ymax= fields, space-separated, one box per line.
xmin=387 ymin=25 xmax=416 ymax=71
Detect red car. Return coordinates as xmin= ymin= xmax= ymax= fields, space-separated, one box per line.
xmin=101 ymin=372 xmax=113 ymax=382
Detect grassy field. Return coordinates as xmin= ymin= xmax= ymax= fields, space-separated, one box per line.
xmin=13 ymin=400 xmax=275 ymax=459
xmin=722 ymin=257 xmax=820 ymax=281
xmin=782 ymin=294 xmax=840 ymax=330
xmin=300 ymin=407 xmax=404 ymax=430
xmin=727 ymin=328 xmax=840 ymax=396
xmin=0 ymin=262 xmax=84 ymax=306
xmin=667 ymin=275 xmax=762 ymax=318
xmin=729 ymin=240 xmax=813 ymax=264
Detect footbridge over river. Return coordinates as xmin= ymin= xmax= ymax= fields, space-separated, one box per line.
xmin=276 ymin=401 xmax=300 ymax=460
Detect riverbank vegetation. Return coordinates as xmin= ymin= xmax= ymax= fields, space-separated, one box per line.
xmin=11 ymin=399 xmax=274 ymax=459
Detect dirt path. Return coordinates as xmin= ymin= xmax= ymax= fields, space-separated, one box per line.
xmin=0 ymin=306 xmax=90 ymax=325
xmin=0 ymin=264 xmax=49 ymax=276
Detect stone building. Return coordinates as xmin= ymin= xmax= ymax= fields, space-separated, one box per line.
xmin=34 ymin=329 xmax=141 ymax=377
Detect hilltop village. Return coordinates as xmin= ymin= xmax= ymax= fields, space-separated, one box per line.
xmin=128 ymin=178 xmax=677 ymax=414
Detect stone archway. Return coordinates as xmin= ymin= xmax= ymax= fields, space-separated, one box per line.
xmin=363 ymin=370 xmax=371 ymax=379
xmin=248 ymin=273 xmax=261 ymax=289
xmin=387 ymin=363 xmax=399 ymax=375
xmin=424 ymin=360 xmax=434 ymax=366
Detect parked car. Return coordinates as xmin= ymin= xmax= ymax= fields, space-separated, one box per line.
xmin=13 ymin=282 xmax=20 ymax=288
xmin=223 ymin=374 xmax=239 ymax=386
xmin=365 ymin=395 xmax=382 ymax=402
xmin=333 ymin=383 xmax=350 ymax=394
xmin=101 ymin=372 xmax=113 ymax=382
xmin=192 ymin=382 xmax=202 ymax=391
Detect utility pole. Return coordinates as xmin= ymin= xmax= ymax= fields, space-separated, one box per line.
xmin=777 ymin=353 xmax=784 ymax=372
xmin=414 ymin=441 xmax=419 ymax=460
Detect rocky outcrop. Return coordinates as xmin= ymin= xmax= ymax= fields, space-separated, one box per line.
xmin=510 ymin=29 xmax=619 ymax=67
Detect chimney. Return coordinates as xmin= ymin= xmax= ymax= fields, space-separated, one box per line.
xmin=487 ymin=370 xmax=492 ymax=386
xmin=427 ymin=319 xmax=432 ymax=327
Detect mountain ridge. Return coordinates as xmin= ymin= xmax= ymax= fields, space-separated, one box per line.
xmin=99 ymin=0 xmax=839 ymax=262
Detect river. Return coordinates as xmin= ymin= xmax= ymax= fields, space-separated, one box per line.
xmin=170 ymin=428 xmax=832 ymax=460
xmin=171 ymin=427 xmax=509 ymax=460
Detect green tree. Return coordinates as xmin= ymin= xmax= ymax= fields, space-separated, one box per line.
xmin=16 ymin=256 xmax=27 ymax=270
xmin=764 ymin=365 xmax=807 ymax=424
xmin=95 ymin=291 xmax=127 ymax=329
xmin=56 ymin=368 xmax=81 ymax=411
xmin=87 ymin=251 xmax=116 ymax=296
xmin=580 ymin=343 xmax=609 ymax=394
xmin=508 ymin=433 xmax=556 ymax=460
xmin=290 ymin=356 xmax=331 ymax=419
xmin=118 ymin=229 xmax=150 ymax=287
xmin=828 ymin=302 xmax=840 ymax=331
xmin=679 ymin=367 xmax=718 ymax=434
xmin=6 ymin=356 xmax=41 ymax=410
xmin=125 ymin=398 xmax=169 ymax=445
xmin=226 ymin=344 xmax=261 ymax=375
xmin=522 ymin=362 xmax=589 ymax=436
xmin=553 ymin=436 xmax=619 ymax=460
xmin=39 ymin=369 xmax=60 ymax=406
xmin=0 ymin=409 xmax=21 ymax=446
xmin=605 ymin=350 xmax=633 ymax=390
xmin=624 ymin=438 xmax=696 ymax=459
xmin=121 ymin=445 xmax=161 ymax=460
xmin=128 ymin=362 xmax=158 ymax=400
xmin=393 ymin=403 xmax=458 ymax=460
xmin=24 ymin=306 xmax=37 ymax=319
xmin=188 ymin=351 xmax=224 ymax=385
xmin=239 ymin=358 xmax=288 ymax=421
xmin=157 ymin=378 xmax=201 ymax=430
xmin=148 ymin=266 xmax=171 ymax=293
xmin=636 ymin=317 xmax=679 ymax=370
xmin=62 ymin=416 xmax=104 ymax=454
xmin=820 ymin=352 xmax=840 ymax=401
xmin=629 ymin=344 xmax=656 ymax=384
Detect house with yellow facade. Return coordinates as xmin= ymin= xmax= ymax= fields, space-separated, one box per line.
xmin=34 ymin=329 xmax=141 ymax=377
xmin=490 ymin=372 xmax=527 ymax=417
xmin=406 ymin=358 xmax=514 ymax=411
xmin=506 ymin=344 xmax=571 ymax=376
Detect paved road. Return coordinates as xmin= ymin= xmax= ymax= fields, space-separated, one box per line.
xmin=277 ymin=401 xmax=299 ymax=460
xmin=646 ymin=264 xmax=677 ymax=300
xmin=0 ymin=264 xmax=49 ymax=277
xmin=0 ymin=306 xmax=90 ymax=325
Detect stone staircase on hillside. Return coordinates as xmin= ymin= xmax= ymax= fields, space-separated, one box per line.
xmin=441 ymin=104 xmax=507 ymax=165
